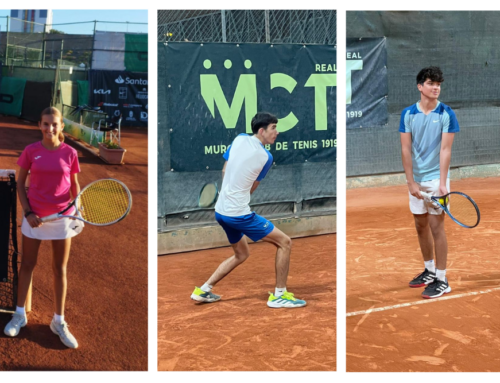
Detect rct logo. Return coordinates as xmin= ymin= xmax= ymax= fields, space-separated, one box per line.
xmin=115 ymin=75 xmax=125 ymax=84
xmin=94 ymin=89 xmax=111 ymax=95
xmin=200 ymin=57 xmax=335 ymax=133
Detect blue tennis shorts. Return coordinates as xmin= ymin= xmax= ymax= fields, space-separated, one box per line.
xmin=215 ymin=212 xmax=275 ymax=244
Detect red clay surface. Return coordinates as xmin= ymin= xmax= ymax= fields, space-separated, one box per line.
xmin=0 ymin=116 xmax=147 ymax=370
xmin=158 ymin=234 xmax=336 ymax=371
xmin=347 ymin=177 xmax=500 ymax=372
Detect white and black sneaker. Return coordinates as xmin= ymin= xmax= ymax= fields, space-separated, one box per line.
xmin=409 ymin=268 xmax=436 ymax=288
xmin=422 ymin=278 xmax=451 ymax=299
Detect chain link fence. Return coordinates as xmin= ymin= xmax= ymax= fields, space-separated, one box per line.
xmin=158 ymin=10 xmax=336 ymax=45
xmin=0 ymin=17 xmax=147 ymax=69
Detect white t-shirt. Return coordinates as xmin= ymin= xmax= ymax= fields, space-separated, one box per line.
xmin=215 ymin=134 xmax=273 ymax=217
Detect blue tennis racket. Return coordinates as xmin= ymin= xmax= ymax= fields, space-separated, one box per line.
xmin=421 ymin=191 xmax=480 ymax=229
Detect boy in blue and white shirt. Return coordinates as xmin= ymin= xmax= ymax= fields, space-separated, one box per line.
xmin=400 ymin=67 xmax=459 ymax=299
xmin=191 ymin=112 xmax=306 ymax=308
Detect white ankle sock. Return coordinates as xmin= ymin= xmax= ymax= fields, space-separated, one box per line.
xmin=15 ymin=306 xmax=26 ymax=317
xmin=436 ymin=269 xmax=446 ymax=282
xmin=424 ymin=260 xmax=435 ymax=273
xmin=201 ymin=283 xmax=213 ymax=293
xmin=54 ymin=313 xmax=64 ymax=324
xmin=275 ymin=287 xmax=286 ymax=297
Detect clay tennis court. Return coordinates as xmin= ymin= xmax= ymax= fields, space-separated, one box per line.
xmin=347 ymin=177 xmax=500 ymax=372
xmin=0 ymin=116 xmax=147 ymax=370
xmin=158 ymin=234 xmax=336 ymax=371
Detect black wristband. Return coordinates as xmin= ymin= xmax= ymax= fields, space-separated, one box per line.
xmin=24 ymin=211 xmax=34 ymax=218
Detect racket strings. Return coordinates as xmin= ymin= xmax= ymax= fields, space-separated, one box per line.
xmin=448 ymin=194 xmax=479 ymax=227
xmin=80 ymin=180 xmax=131 ymax=224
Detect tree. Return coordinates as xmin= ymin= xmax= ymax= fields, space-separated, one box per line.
xmin=48 ymin=29 xmax=65 ymax=34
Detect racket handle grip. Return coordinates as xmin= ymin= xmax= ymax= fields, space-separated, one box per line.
xmin=420 ymin=191 xmax=432 ymax=202
xmin=40 ymin=213 xmax=59 ymax=222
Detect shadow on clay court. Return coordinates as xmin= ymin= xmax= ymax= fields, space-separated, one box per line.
xmin=0 ymin=323 xmax=67 ymax=351
xmin=192 ymin=282 xmax=332 ymax=304
xmin=7 ymin=365 xmax=76 ymax=371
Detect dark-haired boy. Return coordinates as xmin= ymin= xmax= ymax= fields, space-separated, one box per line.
xmin=191 ymin=112 xmax=306 ymax=308
xmin=399 ymin=66 xmax=459 ymax=299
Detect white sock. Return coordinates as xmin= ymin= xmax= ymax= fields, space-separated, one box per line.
xmin=436 ymin=269 xmax=446 ymax=282
xmin=275 ymin=287 xmax=287 ymax=297
xmin=53 ymin=313 xmax=64 ymax=324
xmin=15 ymin=306 xmax=26 ymax=317
xmin=200 ymin=283 xmax=213 ymax=293
xmin=424 ymin=260 xmax=435 ymax=273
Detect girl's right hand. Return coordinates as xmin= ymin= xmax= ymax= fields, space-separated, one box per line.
xmin=26 ymin=213 xmax=43 ymax=228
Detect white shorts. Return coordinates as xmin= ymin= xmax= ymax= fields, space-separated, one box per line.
xmin=21 ymin=216 xmax=84 ymax=240
xmin=409 ymin=178 xmax=450 ymax=215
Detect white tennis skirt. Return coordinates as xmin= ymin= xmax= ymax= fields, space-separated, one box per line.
xmin=21 ymin=216 xmax=84 ymax=240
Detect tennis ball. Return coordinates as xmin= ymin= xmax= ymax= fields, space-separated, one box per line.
xmin=438 ymin=196 xmax=449 ymax=206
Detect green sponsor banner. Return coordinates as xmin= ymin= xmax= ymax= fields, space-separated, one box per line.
xmin=63 ymin=118 xmax=105 ymax=148
xmin=77 ymin=80 xmax=89 ymax=106
xmin=164 ymin=42 xmax=337 ymax=172
xmin=0 ymin=77 xmax=26 ymax=117
xmin=125 ymin=34 xmax=148 ymax=72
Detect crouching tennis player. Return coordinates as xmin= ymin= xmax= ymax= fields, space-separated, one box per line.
xmin=191 ymin=112 xmax=306 ymax=308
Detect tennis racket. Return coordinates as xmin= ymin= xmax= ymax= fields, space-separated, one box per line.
xmin=421 ymin=191 xmax=480 ymax=229
xmin=41 ymin=179 xmax=132 ymax=226
xmin=198 ymin=182 xmax=218 ymax=208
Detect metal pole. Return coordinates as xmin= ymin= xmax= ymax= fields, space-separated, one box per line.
xmin=221 ymin=10 xmax=227 ymax=42
xmin=265 ymin=10 xmax=270 ymax=43
xmin=60 ymin=40 xmax=64 ymax=61
xmin=42 ymin=24 xmax=46 ymax=67
xmin=89 ymin=20 xmax=97 ymax=69
xmin=5 ymin=16 xmax=9 ymax=65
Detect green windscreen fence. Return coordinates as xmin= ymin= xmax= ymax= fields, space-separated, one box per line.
xmin=125 ymin=34 xmax=148 ymax=72
xmin=77 ymin=80 xmax=89 ymax=106
xmin=0 ymin=77 xmax=27 ymax=117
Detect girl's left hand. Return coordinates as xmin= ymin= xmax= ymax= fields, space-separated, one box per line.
xmin=27 ymin=213 xmax=43 ymax=228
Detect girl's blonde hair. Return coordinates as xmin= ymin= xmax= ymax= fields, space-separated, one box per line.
xmin=40 ymin=107 xmax=64 ymax=142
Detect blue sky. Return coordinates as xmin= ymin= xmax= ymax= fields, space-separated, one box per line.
xmin=0 ymin=10 xmax=148 ymax=34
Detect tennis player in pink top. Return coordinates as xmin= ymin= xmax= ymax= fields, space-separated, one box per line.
xmin=4 ymin=107 xmax=82 ymax=348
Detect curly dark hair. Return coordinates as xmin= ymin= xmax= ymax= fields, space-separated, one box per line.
xmin=416 ymin=66 xmax=444 ymax=85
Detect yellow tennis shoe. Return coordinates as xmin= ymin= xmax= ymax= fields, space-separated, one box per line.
xmin=191 ymin=287 xmax=221 ymax=303
xmin=267 ymin=291 xmax=307 ymax=308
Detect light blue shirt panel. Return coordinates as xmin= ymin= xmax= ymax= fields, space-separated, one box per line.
xmin=399 ymin=102 xmax=459 ymax=182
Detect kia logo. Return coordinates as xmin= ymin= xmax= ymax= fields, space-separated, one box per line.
xmin=94 ymin=89 xmax=111 ymax=94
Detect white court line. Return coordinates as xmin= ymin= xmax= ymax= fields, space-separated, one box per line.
xmin=346 ymin=286 xmax=500 ymax=317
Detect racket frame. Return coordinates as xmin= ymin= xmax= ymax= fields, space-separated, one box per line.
xmin=420 ymin=191 xmax=480 ymax=229
xmin=40 ymin=178 xmax=132 ymax=226
xmin=198 ymin=182 xmax=219 ymax=208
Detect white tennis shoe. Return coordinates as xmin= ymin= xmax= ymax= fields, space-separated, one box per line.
xmin=4 ymin=313 xmax=27 ymax=337
xmin=50 ymin=319 xmax=79 ymax=349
